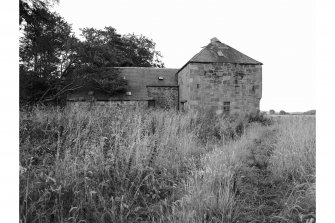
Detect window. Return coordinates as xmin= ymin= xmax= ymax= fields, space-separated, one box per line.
xmin=148 ymin=100 xmax=155 ymax=108
xmin=179 ymin=100 xmax=187 ymax=112
xmin=217 ymin=50 xmax=224 ymax=56
xmin=251 ymin=86 xmax=255 ymax=94
xmin=234 ymin=78 xmax=239 ymax=94
xmin=126 ymin=91 xmax=132 ymax=96
xmin=223 ymin=102 xmax=230 ymax=113
xmin=197 ymin=84 xmax=200 ymax=89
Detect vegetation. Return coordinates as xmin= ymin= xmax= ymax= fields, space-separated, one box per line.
xmin=279 ymin=110 xmax=288 ymax=115
xmin=303 ymin=110 xmax=316 ymax=115
xmin=20 ymin=107 xmax=315 ymax=223
xmin=19 ymin=0 xmax=164 ymax=105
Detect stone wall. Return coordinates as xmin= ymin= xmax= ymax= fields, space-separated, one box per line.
xmin=178 ymin=64 xmax=191 ymax=111
xmin=178 ymin=62 xmax=262 ymax=114
xmin=67 ymin=100 xmax=148 ymax=110
xmin=147 ymin=86 xmax=179 ymax=109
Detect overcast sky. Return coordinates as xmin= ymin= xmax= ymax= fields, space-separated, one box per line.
xmin=53 ymin=0 xmax=316 ymax=112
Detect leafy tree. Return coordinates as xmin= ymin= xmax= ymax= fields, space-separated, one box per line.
xmin=269 ymin=109 xmax=275 ymax=115
xmin=19 ymin=0 xmax=59 ymax=26
xmin=19 ymin=4 xmax=164 ymax=105
xmin=20 ymin=9 xmax=74 ymax=77
xmin=19 ymin=2 xmax=82 ymax=105
xmin=77 ymin=27 xmax=164 ymax=68
xmin=279 ymin=110 xmax=287 ymax=115
xmin=69 ymin=67 xmax=127 ymax=96
xmin=62 ymin=27 xmax=164 ymax=101
xmin=122 ymin=33 xmax=164 ymax=67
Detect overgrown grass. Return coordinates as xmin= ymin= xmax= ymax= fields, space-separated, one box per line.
xmin=19 ymin=106 xmax=315 ymax=223
xmin=269 ymin=116 xmax=316 ymax=222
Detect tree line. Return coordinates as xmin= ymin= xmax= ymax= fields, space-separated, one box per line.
xmin=19 ymin=0 xmax=164 ymax=105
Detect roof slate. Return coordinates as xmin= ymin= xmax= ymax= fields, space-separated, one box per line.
xmin=189 ymin=39 xmax=262 ymax=64
xmin=67 ymin=67 xmax=178 ymax=101
xmin=176 ymin=38 xmax=262 ymax=74
xmin=116 ymin=67 xmax=178 ymax=100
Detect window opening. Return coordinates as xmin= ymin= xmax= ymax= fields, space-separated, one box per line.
xmin=223 ymin=101 xmax=230 ymax=113
xmin=148 ymin=100 xmax=155 ymax=108
xmin=234 ymin=78 xmax=239 ymax=94
xmin=217 ymin=50 xmax=224 ymax=56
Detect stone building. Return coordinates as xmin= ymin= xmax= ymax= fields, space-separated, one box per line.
xmin=67 ymin=37 xmax=262 ymax=114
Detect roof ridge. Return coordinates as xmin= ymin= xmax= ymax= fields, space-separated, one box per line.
xmin=188 ymin=40 xmax=262 ymax=65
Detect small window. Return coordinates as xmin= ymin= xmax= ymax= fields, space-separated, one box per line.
xmin=126 ymin=91 xmax=132 ymax=96
xmin=234 ymin=79 xmax=239 ymax=94
xmin=197 ymin=84 xmax=200 ymax=89
xmin=251 ymin=86 xmax=255 ymax=93
xmin=158 ymin=77 xmax=164 ymax=80
xmin=148 ymin=100 xmax=155 ymax=108
xmin=180 ymin=101 xmax=187 ymax=112
xmin=217 ymin=50 xmax=224 ymax=56
xmin=223 ymin=102 xmax=230 ymax=113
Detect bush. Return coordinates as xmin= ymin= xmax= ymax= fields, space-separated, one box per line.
xmin=279 ymin=110 xmax=287 ymax=115
xmin=245 ymin=111 xmax=273 ymax=126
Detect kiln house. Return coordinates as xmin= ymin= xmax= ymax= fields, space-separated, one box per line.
xmin=67 ymin=37 xmax=262 ymax=114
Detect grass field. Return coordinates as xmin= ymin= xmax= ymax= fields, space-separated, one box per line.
xmin=19 ymin=106 xmax=315 ymax=223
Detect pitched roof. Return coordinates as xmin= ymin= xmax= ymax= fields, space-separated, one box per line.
xmin=177 ymin=37 xmax=262 ymax=73
xmin=67 ymin=67 xmax=178 ymax=101
xmin=116 ymin=67 xmax=178 ymax=100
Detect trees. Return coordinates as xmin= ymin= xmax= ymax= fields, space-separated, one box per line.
xmin=19 ymin=0 xmax=59 ymax=26
xmin=122 ymin=33 xmax=164 ymax=68
xmin=19 ymin=2 xmax=79 ymax=104
xmin=77 ymin=27 xmax=164 ymax=68
xmin=19 ymin=2 xmax=164 ymax=105
xmin=279 ymin=110 xmax=288 ymax=115
xmin=65 ymin=27 xmax=164 ymax=99
xmin=269 ymin=109 xmax=275 ymax=115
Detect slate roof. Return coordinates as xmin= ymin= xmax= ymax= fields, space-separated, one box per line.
xmin=67 ymin=67 xmax=178 ymax=101
xmin=115 ymin=67 xmax=178 ymax=100
xmin=177 ymin=37 xmax=262 ymax=74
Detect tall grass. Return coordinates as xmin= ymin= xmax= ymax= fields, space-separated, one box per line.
xmin=269 ymin=116 xmax=316 ymax=222
xmin=19 ymin=106 xmax=314 ymax=223
xmin=166 ymin=124 xmax=267 ymax=223
xmin=20 ymin=106 xmax=202 ymax=222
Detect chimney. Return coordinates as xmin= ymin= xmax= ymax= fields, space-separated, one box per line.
xmin=210 ymin=37 xmax=220 ymax=44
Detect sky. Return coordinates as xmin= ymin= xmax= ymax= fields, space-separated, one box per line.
xmin=53 ymin=0 xmax=316 ymax=112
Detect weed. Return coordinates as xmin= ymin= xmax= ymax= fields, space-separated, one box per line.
xmin=19 ymin=107 xmax=315 ymax=223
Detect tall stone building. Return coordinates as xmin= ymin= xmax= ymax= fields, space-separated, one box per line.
xmin=178 ymin=37 xmax=262 ymax=114
xmin=67 ymin=37 xmax=262 ymax=114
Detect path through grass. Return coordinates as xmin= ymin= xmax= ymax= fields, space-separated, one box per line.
xmin=19 ymin=107 xmax=315 ymax=223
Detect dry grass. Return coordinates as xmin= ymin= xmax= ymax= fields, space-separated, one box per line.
xmin=269 ymin=116 xmax=316 ymax=222
xmin=19 ymin=106 xmax=315 ymax=223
